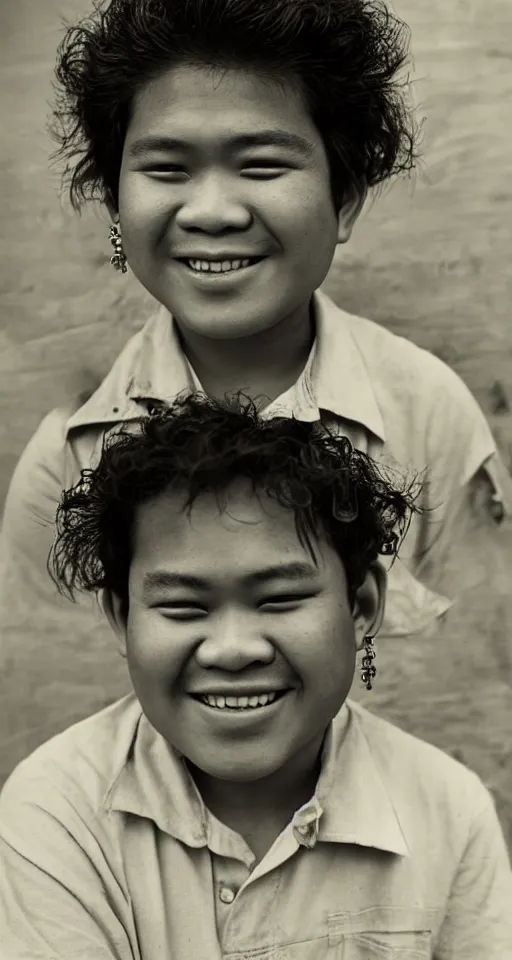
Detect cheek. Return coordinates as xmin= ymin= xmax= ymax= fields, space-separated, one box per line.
xmin=269 ymin=174 xmax=335 ymax=229
xmin=276 ymin=186 xmax=338 ymax=265
xmin=287 ymin=602 xmax=355 ymax=683
xmin=118 ymin=173 xmax=170 ymax=238
xmin=306 ymin=625 xmax=356 ymax=721
xmin=117 ymin=160 xmax=138 ymax=216
xmin=125 ymin=611 xmax=186 ymax=685
xmin=314 ymin=626 xmax=356 ymax=688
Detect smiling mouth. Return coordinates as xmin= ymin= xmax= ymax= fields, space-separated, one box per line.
xmin=194 ymin=690 xmax=288 ymax=711
xmin=178 ymin=257 xmax=264 ymax=275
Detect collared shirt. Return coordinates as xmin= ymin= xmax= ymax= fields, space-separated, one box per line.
xmin=1 ymin=291 xmax=511 ymax=775
xmin=1 ymin=693 xmax=511 ymax=959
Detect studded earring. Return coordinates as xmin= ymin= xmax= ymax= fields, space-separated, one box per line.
xmin=361 ymin=635 xmax=377 ymax=691
xmin=109 ymin=223 xmax=127 ymax=274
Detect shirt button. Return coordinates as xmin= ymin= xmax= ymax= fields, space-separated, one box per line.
xmin=219 ymin=887 xmax=236 ymax=905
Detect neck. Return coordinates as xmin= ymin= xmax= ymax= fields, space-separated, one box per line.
xmin=176 ymin=299 xmax=315 ymax=404
xmin=188 ymin=730 xmax=325 ymax=858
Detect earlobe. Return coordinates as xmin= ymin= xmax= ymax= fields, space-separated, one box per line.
xmin=353 ymin=562 xmax=387 ymax=651
xmin=98 ymin=589 xmax=128 ymax=658
xmin=104 ymin=189 xmax=118 ymax=221
xmin=336 ymin=187 xmax=366 ymax=244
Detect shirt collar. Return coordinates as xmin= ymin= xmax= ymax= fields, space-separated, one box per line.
xmin=310 ymin=290 xmax=385 ymax=440
xmin=312 ymin=702 xmax=409 ymax=856
xmin=105 ymin=696 xmax=408 ymax=857
xmin=104 ymin=700 xmax=208 ymax=848
xmin=65 ymin=291 xmax=385 ymax=442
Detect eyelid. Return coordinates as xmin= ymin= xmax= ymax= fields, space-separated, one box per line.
xmin=241 ymin=167 xmax=288 ymax=181
xmin=242 ymin=157 xmax=288 ymax=164
xmin=156 ymin=603 xmax=207 ymax=621
xmin=143 ymin=163 xmax=188 ymax=174
xmin=242 ymin=160 xmax=290 ymax=170
xmin=260 ymin=592 xmax=313 ymax=605
xmin=154 ymin=600 xmax=205 ymax=610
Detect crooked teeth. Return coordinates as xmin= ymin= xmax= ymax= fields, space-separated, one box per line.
xmin=187 ymin=258 xmax=251 ymax=273
xmin=201 ymin=691 xmax=279 ymax=710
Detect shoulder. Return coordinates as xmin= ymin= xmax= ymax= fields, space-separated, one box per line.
xmin=342 ymin=306 xmax=475 ymax=408
xmin=349 ymin=701 xmax=491 ymax=818
xmin=4 ymin=318 xmax=150 ymax=509
xmin=0 ymin=695 xmax=141 ymax=828
xmin=2 ymin=404 xmax=85 ymax=531
xmin=14 ymin=405 xmax=76 ymax=471
xmin=330 ymin=302 xmax=496 ymax=475
xmin=13 ymin=313 xmax=155 ymax=476
xmin=7 ymin=380 xmax=105 ymax=486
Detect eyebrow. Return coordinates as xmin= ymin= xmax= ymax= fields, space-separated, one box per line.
xmin=127 ymin=131 xmax=317 ymax=160
xmin=142 ymin=571 xmax=209 ymax=595
xmin=142 ymin=562 xmax=318 ymax=596
xmin=245 ymin=562 xmax=318 ymax=586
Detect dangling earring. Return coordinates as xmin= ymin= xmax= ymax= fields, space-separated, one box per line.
xmin=109 ymin=223 xmax=127 ymax=274
xmin=361 ymin=635 xmax=377 ymax=691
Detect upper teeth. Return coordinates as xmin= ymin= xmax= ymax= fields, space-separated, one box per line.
xmin=187 ymin=258 xmax=251 ymax=273
xmin=201 ymin=692 xmax=278 ymax=709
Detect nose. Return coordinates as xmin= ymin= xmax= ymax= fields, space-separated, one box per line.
xmin=195 ymin=608 xmax=275 ymax=672
xmin=175 ymin=171 xmax=252 ymax=234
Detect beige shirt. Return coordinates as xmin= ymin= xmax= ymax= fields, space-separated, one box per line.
xmin=1 ymin=694 xmax=511 ymax=959
xmin=1 ymin=291 xmax=510 ymax=775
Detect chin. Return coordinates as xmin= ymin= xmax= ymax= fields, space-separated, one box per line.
xmin=197 ymin=756 xmax=283 ymax=783
xmin=174 ymin=306 xmax=279 ymax=340
xmin=187 ymin=320 xmax=276 ymax=342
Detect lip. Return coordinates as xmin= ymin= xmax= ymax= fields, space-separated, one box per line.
xmin=175 ymin=258 xmax=264 ymax=283
xmin=173 ymin=253 xmax=266 ymax=261
xmin=188 ymin=685 xmax=291 ymax=697
xmin=193 ymin=689 xmax=292 ymax=718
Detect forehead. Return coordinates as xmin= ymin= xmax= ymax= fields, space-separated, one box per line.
xmin=131 ymin=481 xmax=316 ymax=575
xmin=126 ymin=61 xmax=319 ymax=146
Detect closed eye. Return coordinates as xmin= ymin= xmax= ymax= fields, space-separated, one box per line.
xmin=143 ymin=164 xmax=188 ymax=179
xmin=241 ymin=163 xmax=289 ymax=179
xmin=259 ymin=594 xmax=314 ymax=610
xmin=157 ymin=602 xmax=207 ymax=620
xmin=241 ymin=157 xmax=292 ymax=177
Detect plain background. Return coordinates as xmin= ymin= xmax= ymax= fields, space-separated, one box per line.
xmin=0 ymin=0 xmax=512 ymax=851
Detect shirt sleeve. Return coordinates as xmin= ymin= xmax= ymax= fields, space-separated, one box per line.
xmin=0 ymin=407 xmax=71 ymax=605
xmin=434 ymin=789 xmax=512 ymax=959
xmin=413 ymin=359 xmax=512 ymax=587
xmin=0 ymin=762 xmax=136 ymax=960
xmin=0 ymin=410 xmax=116 ymax=778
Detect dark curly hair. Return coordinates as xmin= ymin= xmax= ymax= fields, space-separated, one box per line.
xmin=49 ymin=393 xmax=420 ymax=614
xmin=50 ymin=0 xmax=420 ymax=212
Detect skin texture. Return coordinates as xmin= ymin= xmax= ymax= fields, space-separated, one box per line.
xmin=118 ymin=63 xmax=363 ymax=399
xmin=104 ymin=479 xmax=385 ymax=847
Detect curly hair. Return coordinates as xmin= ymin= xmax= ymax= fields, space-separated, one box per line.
xmin=50 ymin=0 xmax=420 ymax=212
xmin=49 ymin=393 xmax=420 ymax=612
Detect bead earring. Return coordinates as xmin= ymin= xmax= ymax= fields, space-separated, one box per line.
xmin=109 ymin=223 xmax=127 ymax=273
xmin=361 ymin=635 xmax=377 ymax=691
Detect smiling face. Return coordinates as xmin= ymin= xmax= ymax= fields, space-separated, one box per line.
xmin=118 ymin=62 xmax=358 ymax=341
xmin=109 ymin=478 xmax=381 ymax=785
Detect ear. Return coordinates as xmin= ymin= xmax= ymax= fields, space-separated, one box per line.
xmin=98 ymin=588 xmax=128 ymax=659
xmin=336 ymin=185 xmax=367 ymax=244
xmin=104 ymin=189 xmax=119 ymax=221
xmin=351 ymin=562 xmax=387 ymax=652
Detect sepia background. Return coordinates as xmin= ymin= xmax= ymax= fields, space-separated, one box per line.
xmin=1 ymin=0 xmax=512 ymax=849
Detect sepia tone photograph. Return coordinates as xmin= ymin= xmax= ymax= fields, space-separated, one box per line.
xmin=1 ymin=0 xmax=511 ymax=955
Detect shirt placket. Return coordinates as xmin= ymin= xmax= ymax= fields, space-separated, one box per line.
xmin=211 ymin=803 xmax=322 ymax=956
